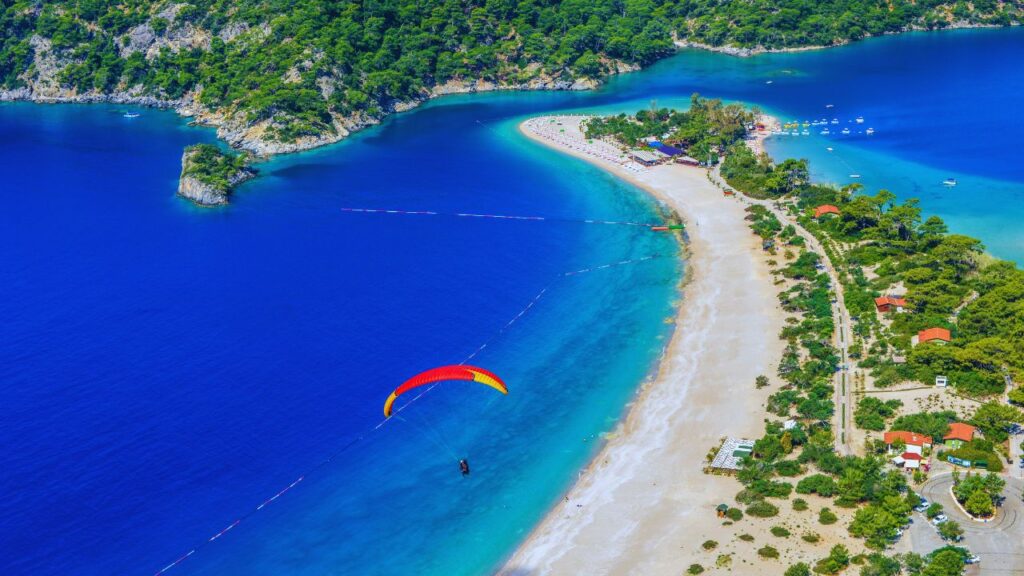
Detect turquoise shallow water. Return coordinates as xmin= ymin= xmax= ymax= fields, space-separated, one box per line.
xmin=2 ymin=27 xmax=1023 ymax=576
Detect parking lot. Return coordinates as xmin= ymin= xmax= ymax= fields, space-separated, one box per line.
xmin=912 ymin=472 xmax=1024 ymax=574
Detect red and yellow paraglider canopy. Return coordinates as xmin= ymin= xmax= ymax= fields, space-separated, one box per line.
xmin=383 ymin=365 xmax=507 ymax=417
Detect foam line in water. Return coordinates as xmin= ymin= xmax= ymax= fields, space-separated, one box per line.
xmin=341 ymin=207 xmax=662 ymax=228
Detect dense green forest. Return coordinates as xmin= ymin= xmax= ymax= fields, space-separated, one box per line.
xmin=2 ymin=0 xmax=1020 ymax=145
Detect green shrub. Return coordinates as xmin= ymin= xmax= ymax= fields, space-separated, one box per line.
xmin=702 ymin=540 xmax=718 ymax=551
xmin=687 ymin=564 xmax=704 ymax=575
xmin=758 ymin=545 xmax=780 ymax=559
xmin=785 ymin=563 xmax=811 ymax=576
xmin=818 ymin=507 xmax=838 ymax=525
xmin=813 ymin=544 xmax=850 ymax=574
xmin=796 ymin=474 xmax=837 ymax=497
xmin=726 ymin=507 xmax=744 ymax=521
xmin=802 ymin=532 xmax=820 ymax=543
xmin=748 ymin=501 xmax=780 ymax=518
xmin=739 ymin=533 xmax=755 ymax=542
xmin=776 ymin=459 xmax=803 ymax=477
xmin=793 ymin=498 xmax=809 ymax=511
xmin=771 ymin=526 xmax=791 ymax=538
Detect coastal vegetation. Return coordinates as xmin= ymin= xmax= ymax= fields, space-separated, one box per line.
xmin=180 ymin=144 xmax=251 ymax=192
xmin=583 ymin=95 xmax=754 ymax=162
xmin=723 ymin=151 xmax=1024 ymax=400
xmin=5 ymin=1 xmax=1020 ymax=154
xmin=177 ymin=143 xmax=254 ymax=205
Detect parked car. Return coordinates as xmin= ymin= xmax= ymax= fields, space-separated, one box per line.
xmin=966 ymin=554 xmax=981 ymax=564
xmin=932 ymin=514 xmax=948 ymax=525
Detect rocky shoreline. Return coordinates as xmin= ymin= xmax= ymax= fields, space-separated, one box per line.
xmin=673 ymin=21 xmax=1013 ymax=57
xmin=0 ymin=70 xmax=608 ymax=158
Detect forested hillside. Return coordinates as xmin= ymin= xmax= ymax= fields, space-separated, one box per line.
xmin=1 ymin=0 xmax=1020 ymax=151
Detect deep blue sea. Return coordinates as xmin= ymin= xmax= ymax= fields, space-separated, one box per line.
xmin=2 ymin=27 xmax=1022 ymax=576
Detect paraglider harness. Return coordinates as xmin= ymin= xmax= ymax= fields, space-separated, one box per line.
xmin=459 ymin=459 xmax=470 ymax=476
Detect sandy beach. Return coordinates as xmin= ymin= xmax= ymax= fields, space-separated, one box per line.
xmin=504 ymin=117 xmax=790 ymax=574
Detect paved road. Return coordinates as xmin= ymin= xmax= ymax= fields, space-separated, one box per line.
xmin=918 ymin=472 xmax=1024 ymax=574
xmin=710 ymin=166 xmax=855 ymax=454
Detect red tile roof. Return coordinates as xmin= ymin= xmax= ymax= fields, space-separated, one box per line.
xmin=874 ymin=296 xmax=908 ymax=310
xmin=900 ymin=452 xmax=923 ymax=461
xmin=944 ymin=422 xmax=976 ymax=442
xmin=814 ymin=205 xmax=841 ymax=218
xmin=918 ymin=327 xmax=951 ymax=343
xmin=883 ymin=431 xmax=933 ymax=446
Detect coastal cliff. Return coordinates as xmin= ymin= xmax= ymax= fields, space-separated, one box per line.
xmin=177 ymin=145 xmax=255 ymax=206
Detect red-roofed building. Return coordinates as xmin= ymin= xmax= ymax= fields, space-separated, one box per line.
xmin=912 ymin=327 xmax=951 ymax=346
xmin=944 ymin=423 xmax=977 ymax=449
xmin=894 ymin=451 xmax=923 ymax=469
xmin=874 ymin=296 xmax=908 ymax=313
xmin=813 ymin=205 xmax=841 ymax=218
xmin=883 ymin=431 xmax=933 ymax=455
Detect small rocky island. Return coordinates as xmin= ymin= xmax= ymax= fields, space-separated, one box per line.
xmin=177 ymin=144 xmax=256 ymax=206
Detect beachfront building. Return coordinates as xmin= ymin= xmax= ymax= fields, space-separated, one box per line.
xmin=710 ymin=437 xmax=756 ymax=472
xmin=630 ymin=149 xmax=662 ymax=166
xmin=912 ymin=327 xmax=951 ymax=346
xmin=944 ymin=423 xmax=977 ymax=449
xmin=874 ymin=296 xmax=907 ymax=313
xmin=676 ymin=155 xmax=702 ymax=166
xmin=813 ymin=205 xmax=841 ymax=218
xmin=883 ymin=431 xmax=933 ymax=455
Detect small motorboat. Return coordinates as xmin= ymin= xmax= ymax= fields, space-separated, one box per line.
xmin=855 ymin=116 xmax=864 ymax=124
xmin=826 ymin=147 xmax=834 ymax=152
xmin=866 ymin=128 xmax=875 ymax=135
xmin=942 ymin=178 xmax=957 ymax=187
xmin=830 ymin=118 xmax=839 ymax=125
xmin=826 ymin=104 xmax=834 ymax=108
xmin=820 ymin=128 xmax=830 ymax=135
xmin=123 ymin=112 xmax=140 ymax=118
xmin=801 ymin=130 xmax=810 ymax=136
xmin=841 ymin=127 xmax=851 ymax=135
xmin=849 ymin=174 xmax=861 ymax=178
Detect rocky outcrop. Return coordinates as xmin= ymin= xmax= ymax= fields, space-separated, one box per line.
xmin=176 ymin=147 xmax=256 ymax=207
xmin=177 ymin=172 xmax=230 ymax=206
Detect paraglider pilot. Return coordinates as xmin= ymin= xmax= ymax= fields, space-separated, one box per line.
xmin=459 ymin=459 xmax=470 ymax=476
